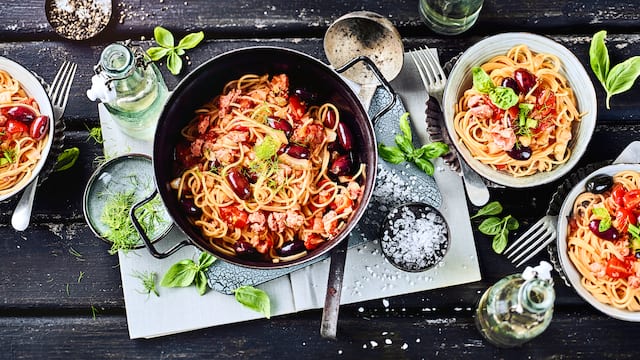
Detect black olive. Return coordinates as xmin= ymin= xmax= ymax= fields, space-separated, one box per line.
xmin=278 ymin=240 xmax=306 ymax=257
xmin=234 ymin=241 xmax=261 ymax=260
xmin=589 ymin=219 xmax=619 ymax=241
xmin=585 ymin=174 xmax=614 ymax=194
xmin=180 ymin=197 xmax=201 ymax=217
xmin=506 ymin=145 xmax=532 ymax=161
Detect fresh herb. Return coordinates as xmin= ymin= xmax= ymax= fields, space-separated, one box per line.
xmin=77 ymin=271 xmax=85 ymax=283
xmin=589 ymin=30 xmax=640 ymax=109
xmin=91 ymin=305 xmax=99 ymax=320
xmin=471 ymin=201 xmax=519 ymax=254
xmin=255 ymin=135 xmax=281 ymax=160
xmin=147 ymin=26 xmax=204 ymax=75
xmin=378 ymin=112 xmax=449 ymax=175
xmin=55 ymin=147 xmax=80 ymax=172
xmin=516 ymin=103 xmax=536 ymax=137
xmin=87 ymin=126 xmax=103 ymax=144
xmin=68 ymin=247 xmax=85 ymax=261
xmin=472 ymin=67 xmax=518 ymax=110
xmin=0 ymin=148 xmax=16 ymax=166
xmin=160 ymin=252 xmax=216 ymax=295
xmin=234 ymin=285 xmax=271 ymax=319
xmin=132 ymin=271 xmax=159 ymax=297
xmin=592 ymin=206 xmax=612 ymax=232
xmin=628 ymin=223 xmax=640 ymax=255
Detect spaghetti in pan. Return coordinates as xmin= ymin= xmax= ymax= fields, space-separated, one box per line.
xmin=0 ymin=69 xmax=50 ymax=195
xmin=453 ymin=45 xmax=582 ymax=177
xmin=567 ymin=170 xmax=640 ymax=311
xmin=171 ymin=73 xmax=365 ymax=263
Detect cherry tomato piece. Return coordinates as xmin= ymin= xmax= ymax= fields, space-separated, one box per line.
xmin=535 ymin=88 xmax=556 ymax=117
xmin=623 ymin=189 xmax=640 ymax=210
xmin=6 ymin=119 xmax=29 ymax=134
xmin=611 ymin=183 xmax=627 ymax=207
xmin=605 ymin=256 xmax=634 ymax=280
xmin=288 ymin=95 xmax=306 ymax=121
xmin=615 ymin=208 xmax=637 ymax=233
xmin=29 ymin=115 xmax=49 ymax=140
xmin=219 ymin=206 xmax=249 ymax=228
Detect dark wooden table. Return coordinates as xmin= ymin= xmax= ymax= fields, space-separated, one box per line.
xmin=1 ymin=1 xmax=639 ymax=358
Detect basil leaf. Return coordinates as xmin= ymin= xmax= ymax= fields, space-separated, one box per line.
xmin=395 ymin=134 xmax=414 ymax=155
xmin=146 ymin=47 xmax=171 ymax=61
xmin=604 ymin=56 xmax=640 ymax=108
xmin=629 ymin=223 xmax=640 ymax=239
xmin=398 ymin=112 xmax=412 ymax=142
xmin=234 ymin=285 xmax=271 ymax=319
xmin=589 ymin=30 xmax=610 ymax=86
xmin=378 ymin=144 xmax=405 ymax=164
xmin=194 ymin=271 xmax=208 ymax=296
xmin=592 ymin=207 xmax=609 ymax=220
xmin=505 ymin=215 xmax=519 ymax=231
xmin=470 ymin=201 xmax=503 ymax=219
xmin=419 ymin=142 xmax=449 ymax=159
xmin=177 ymin=31 xmax=205 ymax=50
xmin=489 ymin=86 xmax=519 ymax=110
xmin=154 ymin=26 xmax=175 ymax=48
xmin=414 ymin=157 xmax=435 ymax=176
xmin=55 ymin=147 xmax=80 ymax=172
xmin=478 ymin=217 xmax=503 ymax=235
xmin=198 ymin=252 xmax=216 ymax=269
xmin=160 ymin=259 xmax=197 ymax=287
xmin=167 ymin=51 xmax=183 ymax=75
xmin=599 ymin=217 xmax=612 ymax=232
xmin=492 ymin=231 xmax=508 ymax=254
xmin=472 ymin=67 xmax=494 ymax=93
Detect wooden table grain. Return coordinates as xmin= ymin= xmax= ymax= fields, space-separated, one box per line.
xmin=1 ymin=1 xmax=639 ymax=358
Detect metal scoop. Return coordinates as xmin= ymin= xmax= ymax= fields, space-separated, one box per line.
xmin=320 ymin=11 xmax=404 ymax=340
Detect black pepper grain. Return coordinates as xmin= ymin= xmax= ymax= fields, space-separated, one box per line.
xmin=47 ymin=0 xmax=112 ymax=41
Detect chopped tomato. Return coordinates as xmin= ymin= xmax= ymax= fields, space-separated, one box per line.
xmin=611 ymin=183 xmax=627 ymax=207
xmin=605 ymin=256 xmax=635 ymax=279
xmin=535 ymin=88 xmax=556 ymax=117
xmin=6 ymin=119 xmax=28 ymax=135
xmin=615 ymin=208 xmax=637 ymax=232
xmin=303 ymin=233 xmax=324 ymax=250
xmin=288 ymin=94 xmax=306 ymax=121
xmin=506 ymin=105 xmax=519 ymax=121
xmin=219 ymin=206 xmax=249 ymax=228
xmin=623 ymin=189 xmax=640 ymax=210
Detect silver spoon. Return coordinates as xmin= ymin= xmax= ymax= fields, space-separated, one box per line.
xmin=11 ymin=179 xmax=38 ymax=231
xmin=320 ymin=11 xmax=404 ymax=339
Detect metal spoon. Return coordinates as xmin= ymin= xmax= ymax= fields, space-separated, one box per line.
xmin=320 ymin=11 xmax=404 ymax=339
xmin=11 ymin=178 xmax=38 ymax=231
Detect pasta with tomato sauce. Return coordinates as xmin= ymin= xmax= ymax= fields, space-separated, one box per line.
xmin=454 ymin=45 xmax=583 ymax=177
xmin=171 ymin=73 xmax=365 ymax=263
xmin=567 ymin=170 xmax=640 ymax=311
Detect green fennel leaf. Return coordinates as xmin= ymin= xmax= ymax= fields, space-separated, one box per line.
xmin=177 ymin=31 xmax=205 ymax=50
xmin=478 ymin=217 xmax=503 ymax=236
xmin=470 ymin=201 xmax=503 ymax=219
xmin=154 ymin=26 xmax=174 ymax=48
xmin=234 ymin=285 xmax=271 ymax=319
xmin=589 ymin=30 xmax=610 ymax=86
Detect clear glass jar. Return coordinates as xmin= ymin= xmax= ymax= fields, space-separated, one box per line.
xmin=475 ymin=267 xmax=555 ymax=348
xmin=88 ymin=43 xmax=168 ymax=140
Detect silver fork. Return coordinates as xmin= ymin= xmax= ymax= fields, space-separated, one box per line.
xmin=409 ymin=46 xmax=490 ymax=207
xmin=11 ymin=61 xmax=77 ymax=231
xmin=504 ymin=215 xmax=558 ymax=267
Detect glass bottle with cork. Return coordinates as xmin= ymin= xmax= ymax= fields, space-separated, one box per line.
xmin=475 ymin=261 xmax=555 ymax=348
xmin=87 ymin=41 xmax=168 ymax=140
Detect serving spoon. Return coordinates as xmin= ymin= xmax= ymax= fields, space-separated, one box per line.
xmin=320 ymin=11 xmax=404 ymax=339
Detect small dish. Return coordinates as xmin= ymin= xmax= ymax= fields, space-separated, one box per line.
xmin=556 ymin=163 xmax=640 ymax=321
xmin=83 ymin=154 xmax=172 ymax=251
xmin=380 ymin=202 xmax=450 ymax=272
xmin=45 ymin=0 xmax=113 ymax=41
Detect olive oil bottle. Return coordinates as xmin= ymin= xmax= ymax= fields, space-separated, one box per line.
xmin=475 ymin=261 xmax=555 ymax=348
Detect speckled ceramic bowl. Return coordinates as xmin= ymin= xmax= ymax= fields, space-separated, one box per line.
xmin=0 ymin=56 xmax=55 ymax=202
xmin=442 ymin=33 xmax=597 ymax=188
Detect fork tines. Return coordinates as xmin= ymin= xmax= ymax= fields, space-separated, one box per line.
xmin=504 ymin=216 xmax=557 ymax=268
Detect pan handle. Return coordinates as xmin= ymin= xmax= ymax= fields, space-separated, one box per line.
xmin=334 ymin=55 xmax=398 ymax=126
xmin=130 ymin=189 xmax=191 ymax=259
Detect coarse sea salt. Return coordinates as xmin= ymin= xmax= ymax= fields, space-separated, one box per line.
xmin=380 ymin=203 xmax=449 ymax=272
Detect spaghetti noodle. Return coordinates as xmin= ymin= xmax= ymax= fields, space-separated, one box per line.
xmin=454 ymin=45 xmax=582 ymax=177
xmin=0 ymin=69 xmax=50 ymax=196
xmin=567 ymin=170 xmax=640 ymax=311
xmin=171 ymin=73 xmax=365 ymax=263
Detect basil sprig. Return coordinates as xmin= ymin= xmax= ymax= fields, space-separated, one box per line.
xmin=160 ymin=252 xmax=216 ymax=295
xmin=472 ymin=67 xmax=518 ymax=110
xmin=55 ymin=147 xmax=80 ymax=172
xmin=378 ymin=112 xmax=449 ymax=176
xmin=592 ymin=206 xmax=612 ymax=232
xmin=590 ymin=30 xmax=640 ymax=109
xmin=147 ymin=26 xmax=204 ymax=75
xmin=234 ymin=285 xmax=271 ymax=319
xmin=471 ymin=201 xmax=519 ymax=254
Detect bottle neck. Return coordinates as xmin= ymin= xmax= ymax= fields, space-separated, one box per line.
xmin=100 ymin=43 xmax=135 ymax=79
xmin=518 ymin=278 xmax=555 ymax=314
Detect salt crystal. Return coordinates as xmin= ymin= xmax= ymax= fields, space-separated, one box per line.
xmin=385 ymin=339 xmax=392 ymax=345
xmin=401 ymin=343 xmax=409 ymax=350
xmin=382 ymin=299 xmax=390 ymax=308
xmin=370 ymin=340 xmax=378 ymax=348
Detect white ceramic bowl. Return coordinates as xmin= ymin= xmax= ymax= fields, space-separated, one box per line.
xmin=557 ymin=163 xmax=640 ymax=321
xmin=442 ymin=32 xmax=597 ymax=188
xmin=0 ymin=56 xmax=55 ymax=201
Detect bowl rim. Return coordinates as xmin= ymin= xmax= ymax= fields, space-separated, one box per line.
xmin=0 ymin=56 xmax=55 ymax=201
xmin=442 ymin=32 xmax=597 ymax=188
xmin=556 ymin=163 xmax=640 ymax=321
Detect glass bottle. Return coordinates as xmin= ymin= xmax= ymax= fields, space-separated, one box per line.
xmin=87 ymin=42 xmax=168 ymax=140
xmin=474 ymin=261 xmax=555 ymax=348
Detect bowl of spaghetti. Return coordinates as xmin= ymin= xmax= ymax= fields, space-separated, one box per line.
xmin=557 ymin=163 xmax=640 ymax=321
xmin=145 ymin=47 xmax=380 ymax=269
xmin=0 ymin=57 xmax=54 ymax=202
xmin=442 ymin=32 xmax=596 ymax=188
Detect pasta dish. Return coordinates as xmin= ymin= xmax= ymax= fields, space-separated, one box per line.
xmin=171 ymin=73 xmax=365 ymax=263
xmin=567 ymin=170 xmax=640 ymax=311
xmin=453 ymin=45 xmax=582 ymax=177
xmin=0 ymin=69 xmax=50 ymax=196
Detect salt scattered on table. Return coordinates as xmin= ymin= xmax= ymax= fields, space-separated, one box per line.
xmin=380 ymin=203 xmax=449 ymax=272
